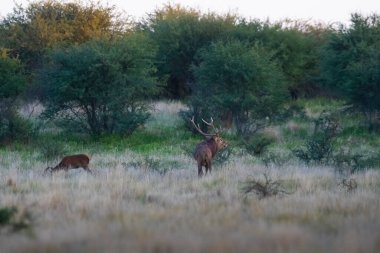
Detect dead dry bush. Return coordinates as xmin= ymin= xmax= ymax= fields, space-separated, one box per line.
xmin=240 ymin=173 xmax=291 ymax=199
xmin=338 ymin=178 xmax=358 ymax=193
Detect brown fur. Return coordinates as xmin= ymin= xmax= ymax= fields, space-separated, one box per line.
xmin=193 ymin=135 xmax=227 ymax=177
xmin=44 ymin=154 xmax=92 ymax=174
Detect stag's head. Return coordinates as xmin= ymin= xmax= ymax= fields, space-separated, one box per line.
xmin=190 ymin=116 xmax=228 ymax=150
xmin=211 ymin=133 xmax=228 ymax=150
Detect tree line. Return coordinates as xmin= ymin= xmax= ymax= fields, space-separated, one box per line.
xmin=0 ymin=0 xmax=379 ymax=142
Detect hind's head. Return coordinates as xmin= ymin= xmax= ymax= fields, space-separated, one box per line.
xmin=43 ymin=167 xmax=53 ymax=175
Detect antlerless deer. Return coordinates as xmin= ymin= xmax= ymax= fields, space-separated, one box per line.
xmin=190 ymin=117 xmax=228 ymax=177
xmin=44 ymin=154 xmax=92 ymax=174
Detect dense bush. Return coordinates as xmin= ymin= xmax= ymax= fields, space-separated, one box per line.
xmin=142 ymin=4 xmax=237 ymax=98
xmin=0 ymin=0 xmax=125 ymax=71
xmin=321 ymin=13 xmax=380 ymax=130
xmin=189 ymin=40 xmax=288 ymax=135
xmin=293 ymin=112 xmax=340 ymax=164
xmin=244 ymin=133 xmax=276 ymax=156
xmin=0 ymin=51 xmax=32 ymax=144
xmin=39 ymin=34 xmax=159 ymax=137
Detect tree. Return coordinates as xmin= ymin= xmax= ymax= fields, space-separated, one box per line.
xmin=321 ymin=13 xmax=380 ymax=129
xmin=0 ymin=49 xmax=30 ymax=144
xmin=231 ymin=19 xmax=330 ymax=99
xmin=0 ymin=0 xmax=126 ymax=70
xmin=142 ymin=4 xmax=237 ymax=98
xmin=39 ymin=34 xmax=159 ymax=136
xmin=189 ymin=40 xmax=288 ymax=135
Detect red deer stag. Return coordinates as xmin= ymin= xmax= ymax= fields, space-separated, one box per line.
xmin=190 ymin=117 xmax=228 ymax=177
xmin=44 ymin=154 xmax=92 ymax=174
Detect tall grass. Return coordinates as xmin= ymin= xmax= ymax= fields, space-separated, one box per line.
xmin=0 ymin=100 xmax=379 ymax=253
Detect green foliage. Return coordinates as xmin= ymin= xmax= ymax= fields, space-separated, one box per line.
xmin=37 ymin=139 xmax=67 ymax=163
xmin=244 ymin=133 xmax=276 ymax=156
xmin=0 ymin=0 xmax=125 ymax=70
xmin=142 ymin=4 xmax=237 ymax=98
xmin=0 ymin=110 xmax=34 ymax=144
xmin=321 ymin=13 xmax=380 ymax=129
xmin=0 ymin=52 xmax=26 ymax=99
xmin=0 ymin=206 xmax=31 ymax=232
xmin=190 ymin=40 xmax=288 ymax=134
xmin=231 ymin=20 xmax=330 ymax=99
xmin=333 ymin=149 xmax=380 ymax=173
xmin=127 ymin=155 xmax=179 ymax=175
xmin=213 ymin=146 xmax=233 ymax=167
xmin=39 ymin=34 xmax=159 ymax=137
xmin=0 ymin=53 xmax=32 ymax=144
xmin=0 ymin=206 xmax=17 ymax=226
xmin=293 ymin=112 xmax=340 ymax=164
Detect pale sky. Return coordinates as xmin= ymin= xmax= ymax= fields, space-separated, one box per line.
xmin=1 ymin=0 xmax=380 ymax=24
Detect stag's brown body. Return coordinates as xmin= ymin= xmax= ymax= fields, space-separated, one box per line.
xmin=190 ymin=117 xmax=227 ymax=177
xmin=193 ymin=135 xmax=227 ymax=176
xmin=45 ymin=154 xmax=92 ymax=174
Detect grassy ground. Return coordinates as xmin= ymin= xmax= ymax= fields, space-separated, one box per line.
xmin=0 ymin=100 xmax=379 ymax=253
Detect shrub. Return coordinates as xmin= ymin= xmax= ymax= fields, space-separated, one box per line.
xmin=240 ymin=173 xmax=290 ymax=199
xmin=321 ymin=13 xmax=380 ymax=130
xmin=244 ymin=133 xmax=276 ymax=156
xmin=39 ymin=34 xmax=159 ymax=137
xmin=0 ymin=206 xmax=31 ymax=232
xmin=127 ymin=156 xmax=177 ymax=175
xmin=293 ymin=112 xmax=340 ymax=164
xmin=213 ymin=146 xmax=233 ymax=167
xmin=37 ymin=139 xmax=67 ymax=163
xmin=338 ymin=178 xmax=358 ymax=192
xmin=189 ymin=40 xmax=288 ymax=135
xmin=0 ymin=51 xmax=31 ymax=144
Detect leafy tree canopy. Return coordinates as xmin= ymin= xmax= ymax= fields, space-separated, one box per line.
xmin=0 ymin=0 xmax=127 ymax=69
xmin=142 ymin=4 xmax=237 ymax=98
xmin=39 ymin=34 xmax=159 ymax=136
xmin=321 ymin=13 xmax=380 ymax=128
xmin=190 ymin=40 xmax=288 ymax=134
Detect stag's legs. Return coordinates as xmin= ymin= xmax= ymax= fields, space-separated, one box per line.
xmin=198 ymin=163 xmax=204 ymax=177
xmin=208 ymin=160 xmax=213 ymax=174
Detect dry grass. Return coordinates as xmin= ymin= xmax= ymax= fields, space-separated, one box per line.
xmin=0 ymin=101 xmax=379 ymax=253
xmin=1 ymin=156 xmax=379 ymax=253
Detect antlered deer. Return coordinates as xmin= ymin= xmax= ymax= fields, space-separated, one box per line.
xmin=190 ymin=117 xmax=228 ymax=177
xmin=44 ymin=154 xmax=92 ymax=174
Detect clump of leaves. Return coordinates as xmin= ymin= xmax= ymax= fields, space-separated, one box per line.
xmin=244 ymin=133 xmax=276 ymax=157
xmin=213 ymin=146 xmax=233 ymax=167
xmin=293 ymin=111 xmax=340 ymax=164
xmin=240 ymin=173 xmax=290 ymax=199
xmin=38 ymin=139 xmax=67 ymax=163
xmin=333 ymin=148 xmax=380 ymax=173
xmin=0 ymin=206 xmax=32 ymax=232
xmin=338 ymin=178 xmax=358 ymax=192
xmin=333 ymin=150 xmax=363 ymax=174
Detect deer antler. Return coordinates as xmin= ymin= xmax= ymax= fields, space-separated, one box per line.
xmin=190 ymin=116 xmax=217 ymax=137
xmin=201 ymin=117 xmax=219 ymax=134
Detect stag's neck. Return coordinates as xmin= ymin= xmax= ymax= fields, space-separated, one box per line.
xmin=206 ymin=138 xmax=219 ymax=157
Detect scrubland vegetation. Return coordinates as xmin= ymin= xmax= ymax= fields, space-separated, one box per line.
xmin=0 ymin=101 xmax=379 ymax=253
xmin=0 ymin=1 xmax=379 ymax=252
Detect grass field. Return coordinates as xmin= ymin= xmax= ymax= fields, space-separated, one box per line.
xmin=0 ymin=101 xmax=379 ymax=253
